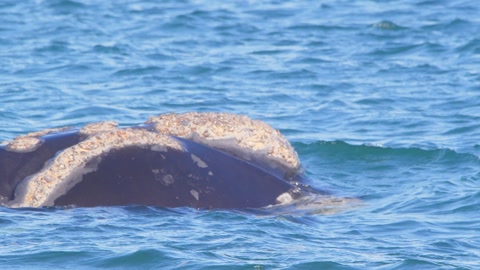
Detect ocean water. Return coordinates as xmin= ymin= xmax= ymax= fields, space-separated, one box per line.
xmin=1 ymin=0 xmax=479 ymax=269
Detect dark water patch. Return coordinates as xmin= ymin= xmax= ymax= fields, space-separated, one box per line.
xmin=146 ymin=53 xmax=177 ymax=62
xmin=360 ymin=25 xmax=411 ymax=41
xmin=246 ymin=69 xmax=318 ymax=82
xmin=272 ymin=39 xmax=299 ymax=47
xmin=95 ymin=249 xmax=171 ymax=268
xmin=34 ymin=40 xmax=71 ymax=54
xmin=388 ymin=258 xmax=442 ymax=269
xmin=431 ymin=189 xmax=480 ymax=215
xmin=92 ymin=43 xmax=129 ymax=55
xmin=0 ymin=216 xmax=14 ymax=225
xmin=158 ymin=12 xmax=210 ymax=33
xmin=417 ymin=0 xmax=444 ymax=6
xmin=366 ymin=42 xmax=447 ymax=61
xmin=375 ymin=62 xmax=447 ymax=78
xmin=288 ymin=56 xmax=332 ymax=65
xmin=371 ymin=20 xmax=402 ymax=30
xmin=180 ymin=65 xmax=216 ymax=77
xmin=250 ymin=49 xmax=289 ymax=55
xmin=271 ymin=69 xmax=318 ymax=80
xmin=0 ymin=251 xmax=95 ymax=268
xmin=214 ymin=22 xmax=260 ymax=36
xmin=355 ymin=97 xmax=396 ymax=106
xmin=113 ymin=66 xmax=163 ymax=77
xmin=456 ymin=38 xmax=480 ymax=55
xmin=428 ymin=96 xmax=480 ymax=112
xmin=443 ymin=124 xmax=480 ymax=135
xmin=47 ymin=0 xmax=87 ymax=15
xmin=48 ymin=0 xmax=86 ymax=9
xmin=288 ymin=261 xmax=355 ymax=269
xmin=287 ymin=23 xmax=351 ymax=33
xmin=422 ymin=18 xmax=479 ymax=38
xmin=246 ymin=7 xmax=298 ymax=20
xmin=368 ymin=42 xmax=418 ymax=57
xmin=439 ymin=18 xmax=473 ymax=31
xmin=305 ymin=40 xmax=328 ymax=47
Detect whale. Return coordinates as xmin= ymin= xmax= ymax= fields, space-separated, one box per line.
xmin=0 ymin=112 xmax=308 ymax=209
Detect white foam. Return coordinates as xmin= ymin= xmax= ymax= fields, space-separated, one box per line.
xmin=276 ymin=192 xmax=293 ymax=204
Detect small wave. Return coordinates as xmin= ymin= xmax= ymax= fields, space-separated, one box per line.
xmin=389 ymin=258 xmax=442 ymax=269
xmin=424 ymin=18 xmax=472 ymax=32
xmin=443 ymin=123 xmax=480 ymax=135
xmin=48 ymin=0 xmax=87 ymax=12
xmin=112 ymin=66 xmax=163 ymax=77
xmin=287 ymin=23 xmax=351 ymax=32
xmin=95 ymin=249 xmax=170 ymax=268
xmin=456 ymin=38 xmax=480 ymax=55
xmin=294 ymin=141 xmax=480 ymax=222
xmin=0 ymin=250 xmax=93 ymax=268
xmin=288 ymin=261 xmax=355 ymax=269
xmin=295 ymin=140 xmax=480 ymax=166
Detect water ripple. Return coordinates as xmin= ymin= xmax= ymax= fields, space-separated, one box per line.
xmin=1 ymin=0 xmax=480 ymax=268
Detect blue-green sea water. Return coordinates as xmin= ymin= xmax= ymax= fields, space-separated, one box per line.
xmin=1 ymin=0 xmax=479 ymax=269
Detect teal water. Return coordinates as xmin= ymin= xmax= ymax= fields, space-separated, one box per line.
xmin=1 ymin=0 xmax=480 ymax=269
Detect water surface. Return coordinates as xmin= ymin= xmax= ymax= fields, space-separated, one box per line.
xmin=1 ymin=0 xmax=479 ymax=269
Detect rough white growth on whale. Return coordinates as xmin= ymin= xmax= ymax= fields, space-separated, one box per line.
xmin=10 ymin=128 xmax=183 ymax=208
xmin=146 ymin=112 xmax=300 ymax=170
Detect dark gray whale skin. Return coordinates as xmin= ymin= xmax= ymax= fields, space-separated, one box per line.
xmin=0 ymin=128 xmax=296 ymax=208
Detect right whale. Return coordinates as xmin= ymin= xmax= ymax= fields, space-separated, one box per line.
xmin=0 ymin=112 xmax=347 ymax=210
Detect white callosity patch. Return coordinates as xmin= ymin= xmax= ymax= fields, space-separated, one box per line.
xmin=146 ymin=112 xmax=300 ymax=170
xmin=5 ymin=136 xmax=42 ymax=153
xmin=190 ymin=189 xmax=200 ymax=201
xmin=161 ymin=174 xmax=175 ymax=186
xmin=191 ymin=154 xmax=208 ymax=168
xmin=79 ymin=121 xmax=118 ymax=136
xmin=151 ymin=169 xmax=175 ymax=186
xmin=5 ymin=126 xmax=72 ymax=153
xmin=10 ymin=128 xmax=183 ymax=207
